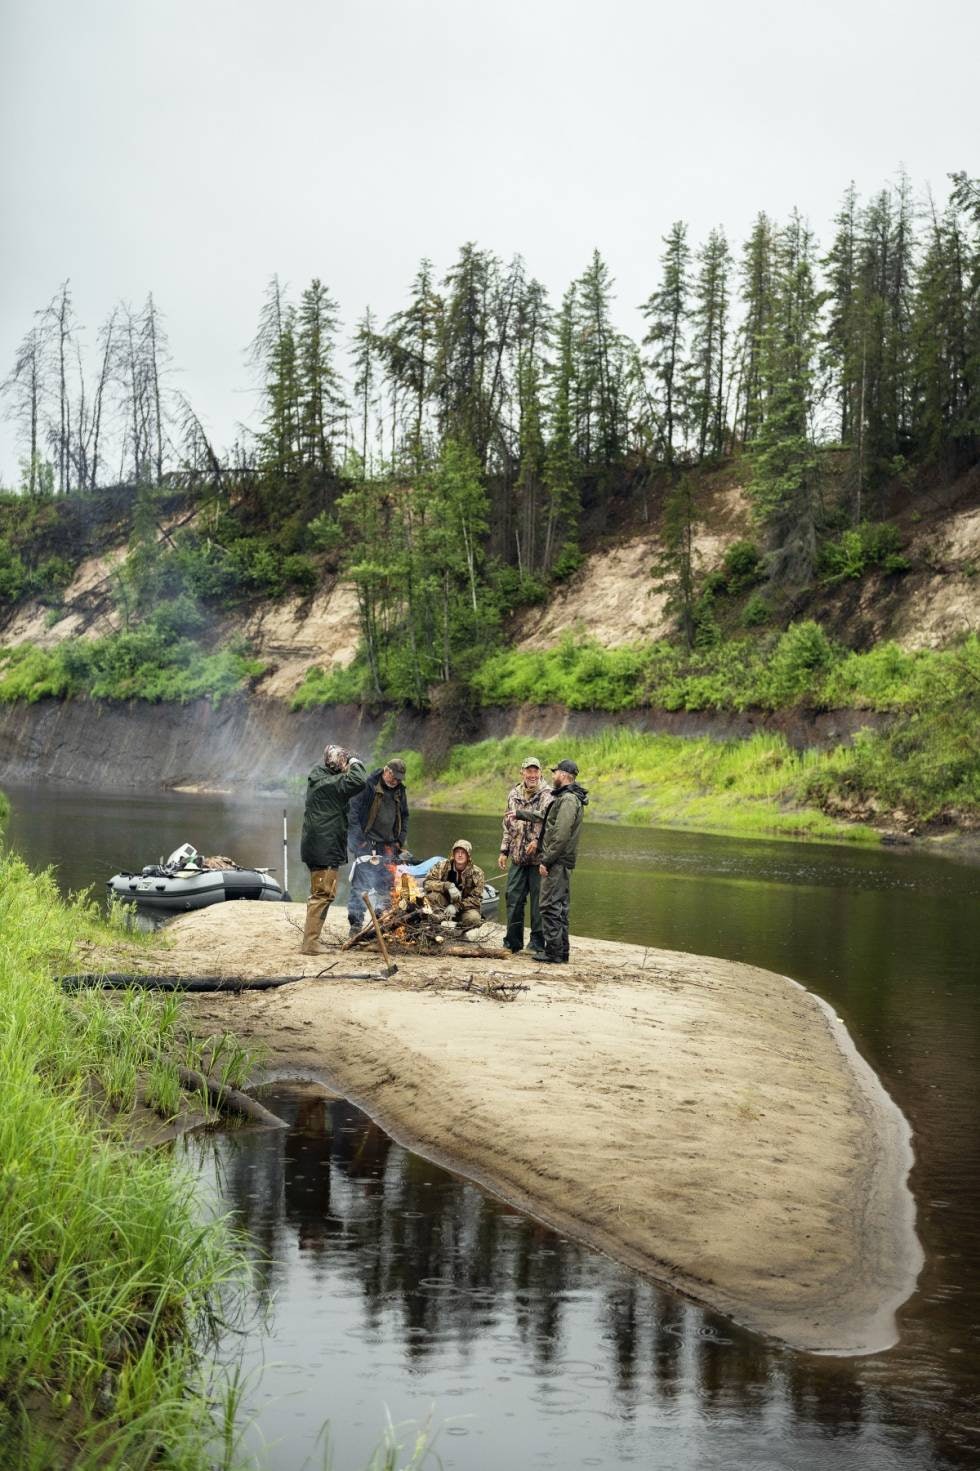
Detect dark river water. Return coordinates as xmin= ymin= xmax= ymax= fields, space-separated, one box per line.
xmin=3 ymin=783 xmax=979 ymax=1469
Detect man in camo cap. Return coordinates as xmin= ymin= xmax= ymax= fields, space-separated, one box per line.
xmin=498 ymin=756 xmax=553 ymax=956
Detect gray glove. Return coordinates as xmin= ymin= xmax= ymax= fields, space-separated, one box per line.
xmin=447 ymin=883 xmax=462 ymax=902
xmin=444 ymin=905 xmax=457 ymax=920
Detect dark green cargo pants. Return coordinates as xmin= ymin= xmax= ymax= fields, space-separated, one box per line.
xmin=539 ymin=864 xmax=571 ymax=962
xmin=504 ymin=862 xmax=544 ymax=953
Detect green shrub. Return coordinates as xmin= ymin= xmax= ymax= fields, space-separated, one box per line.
xmin=291 ymin=661 xmax=368 ymax=708
xmin=31 ymin=555 xmax=75 ymax=601
xmin=722 ymin=539 xmax=763 ymax=592
xmin=741 ymin=591 xmax=770 ymax=627
xmin=0 ymin=541 xmax=26 ymax=604
xmin=761 ymin=622 xmax=836 ymax=707
xmin=490 ymin=565 xmax=550 ymax=614
xmin=307 ymin=512 xmax=345 ymax=553
xmin=0 ymin=625 xmax=265 ymax=706
xmin=281 ymin=553 xmax=319 ymax=596
xmin=818 ymin=522 xmax=909 ymax=584
xmin=552 ymin=542 xmax=584 ymax=580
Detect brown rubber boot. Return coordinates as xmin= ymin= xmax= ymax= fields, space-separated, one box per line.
xmin=301 ymin=900 xmax=330 ymax=955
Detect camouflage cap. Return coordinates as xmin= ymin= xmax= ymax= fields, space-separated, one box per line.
xmin=521 ymin=756 xmax=542 ymax=770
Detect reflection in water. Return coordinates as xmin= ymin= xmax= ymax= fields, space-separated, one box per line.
xmin=191 ymin=1084 xmax=970 ymax=1471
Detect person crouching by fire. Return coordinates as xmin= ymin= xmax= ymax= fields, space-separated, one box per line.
xmin=424 ymin=840 xmax=485 ymax=931
xmin=299 ymin=745 xmax=368 ymax=955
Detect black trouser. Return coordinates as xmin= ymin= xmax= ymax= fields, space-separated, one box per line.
xmin=504 ymin=862 xmax=544 ymax=953
xmin=539 ymin=864 xmax=571 ymax=961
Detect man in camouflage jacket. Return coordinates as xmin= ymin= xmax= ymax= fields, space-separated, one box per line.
xmin=424 ymin=839 xmax=485 ymax=931
xmin=498 ymin=756 xmax=552 ymax=955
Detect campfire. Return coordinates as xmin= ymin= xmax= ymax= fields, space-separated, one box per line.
xmin=342 ymin=869 xmax=508 ymax=959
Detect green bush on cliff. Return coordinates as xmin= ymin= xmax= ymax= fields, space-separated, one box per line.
xmin=291 ymin=660 xmax=368 ymax=708
xmin=0 ymin=622 xmax=266 ymax=705
xmin=469 ymin=627 xmax=977 ymax=718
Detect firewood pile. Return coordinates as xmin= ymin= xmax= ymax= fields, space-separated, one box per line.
xmin=342 ymin=873 xmax=509 ymax=959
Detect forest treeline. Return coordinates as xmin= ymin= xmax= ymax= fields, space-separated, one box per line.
xmin=2 ymin=169 xmax=978 ymax=699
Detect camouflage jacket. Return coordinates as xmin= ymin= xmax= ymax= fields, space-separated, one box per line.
xmin=500 ymin=781 xmax=553 ymax=866
xmin=424 ymin=857 xmax=486 ymax=910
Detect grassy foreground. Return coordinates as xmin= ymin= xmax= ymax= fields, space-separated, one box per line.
xmin=0 ymin=854 xmax=252 ymax=1470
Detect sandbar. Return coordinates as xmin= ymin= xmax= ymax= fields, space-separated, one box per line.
xmin=108 ymin=902 xmax=922 ymax=1355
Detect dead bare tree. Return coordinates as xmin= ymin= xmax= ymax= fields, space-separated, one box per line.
xmin=42 ymin=281 xmax=75 ymax=493
xmin=2 ymin=325 xmax=48 ymax=494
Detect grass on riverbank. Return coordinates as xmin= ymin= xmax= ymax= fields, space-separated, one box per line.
xmin=0 ymin=854 xmax=254 ymax=1469
xmin=396 ymin=731 xmax=881 ymax=842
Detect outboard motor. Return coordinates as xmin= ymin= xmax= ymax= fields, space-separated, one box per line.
xmin=166 ymin=842 xmax=202 ymax=871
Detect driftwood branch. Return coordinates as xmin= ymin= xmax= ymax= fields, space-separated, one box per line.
xmin=59 ymin=971 xmax=390 ymax=992
xmin=175 ymin=1066 xmax=287 ymax=1128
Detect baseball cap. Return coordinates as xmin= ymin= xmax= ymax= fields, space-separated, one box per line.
xmin=386 ymin=758 xmax=407 ymax=778
xmin=551 ymin=758 xmax=579 ymax=776
xmin=521 ymin=756 xmax=542 ymax=770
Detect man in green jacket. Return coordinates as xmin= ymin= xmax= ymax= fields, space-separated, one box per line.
xmin=534 ymin=759 xmax=588 ymax=965
xmin=300 ymin=745 xmax=367 ymax=955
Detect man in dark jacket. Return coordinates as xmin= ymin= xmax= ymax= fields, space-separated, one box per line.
xmin=300 ymin=745 xmax=367 ymax=955
xmin=534 ymin=758 xmax=588 ymax=965
xmin=346 ymin=759 xmax=411 ymax=935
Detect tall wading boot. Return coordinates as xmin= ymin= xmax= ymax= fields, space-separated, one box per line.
xmin=301 ymin=868 xmax=338 ymax=955
xmin=301 ymin=901 xmax=330 ymax=954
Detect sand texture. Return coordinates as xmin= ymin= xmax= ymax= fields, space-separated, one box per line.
xmin=106 ymin=901 xmax=921 ymax=1355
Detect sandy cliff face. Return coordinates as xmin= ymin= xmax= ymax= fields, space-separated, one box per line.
xmin=2 ymin=470 xmax=976 ymax=697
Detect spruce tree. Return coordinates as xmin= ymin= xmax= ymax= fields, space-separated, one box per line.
xmin=250 ymin=276 xmax=300 ymax=479
xmin=297 ymin=278 xmax=344 ymax=476
xmin=687 ymin=228 xmax=731 ymax=462
xmin=749 ymin=212 xmax=821 ymax=587
xmin=543 ymin=286 xmax=580 ymax=571
xmin=734 ymin=214 xmax=773 ymax=448
xmin=642 ymin=223 xmax=690 ymax=465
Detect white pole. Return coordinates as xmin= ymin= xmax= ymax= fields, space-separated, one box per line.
xmin=282 ymin=807 xmax=289 ymax=895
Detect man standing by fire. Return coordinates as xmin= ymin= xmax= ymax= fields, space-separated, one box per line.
xmin=535 ymin=759 xmax=588 ymax=964
xmin=498 ymin=756 xmax=552 ymax=957
xmin=346 ymin=758 xmax=411 ymax=937
xmin=299 ymin=745 xmax=367 ymax=955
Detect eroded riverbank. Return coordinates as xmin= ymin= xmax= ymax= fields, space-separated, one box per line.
xmin=85 ymin=900 xmax=923 ymax=1355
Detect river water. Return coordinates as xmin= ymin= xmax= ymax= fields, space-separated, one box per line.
xmin=3 ymin=783 xmax=979 ymax=1469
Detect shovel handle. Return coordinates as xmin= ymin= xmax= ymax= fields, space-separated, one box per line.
xmin=363 ymin=893 xmax=396 ymax=976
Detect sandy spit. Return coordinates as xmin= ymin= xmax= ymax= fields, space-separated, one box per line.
xmin=123 ymin=902 xmax=921 ymax=1356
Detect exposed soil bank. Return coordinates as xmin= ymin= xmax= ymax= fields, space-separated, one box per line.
xmin=102 ymin=902 xmax=923 ymax=1356
xmin=0 ymin=692 xmax=885 ymax=792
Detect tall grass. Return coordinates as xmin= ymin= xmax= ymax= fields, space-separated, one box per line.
xmin=395 ymin=730 xmax=880 ymax=842
xmin=0 ymin=855 xmax=251 ymax=1469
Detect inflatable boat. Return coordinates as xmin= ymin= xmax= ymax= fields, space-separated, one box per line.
xmin=107 ymin=843 xmax=288 ymax=913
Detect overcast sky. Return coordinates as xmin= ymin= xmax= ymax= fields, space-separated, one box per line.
xmin=1 ymin=0 xmax=976 ymax=483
